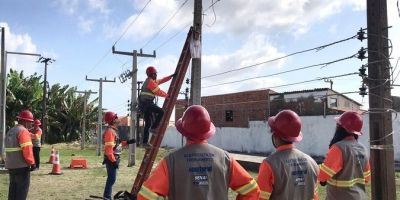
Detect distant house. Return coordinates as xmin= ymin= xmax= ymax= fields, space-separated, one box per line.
xmin=175 ymin=89 xmax=275 ymax=128
xmin=269 ymin=88 xmax=363 ymax=116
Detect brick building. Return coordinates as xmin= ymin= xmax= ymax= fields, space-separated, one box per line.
xmin=175 ymin=89 xmax=274 ymax=128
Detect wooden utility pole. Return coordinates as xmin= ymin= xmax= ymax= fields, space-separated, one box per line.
xmin=112 ymin=46 xmax=156 ymax=166
xmin=190 ymin=0 xmax=202 ymax=105
xmin=86 ymin=76 xmax=115 ymax=156
xmin=367 ymin=0 xmax=396 ymax=199
xmin=38 ymin=57 xmax=55 ymax=144
xmin=75 ymin=90 xmax=97 ymax=150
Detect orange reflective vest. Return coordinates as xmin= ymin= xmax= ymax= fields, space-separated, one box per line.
xmin=139 ymin=76 xmax=172 ymax=102
xmin=138 ymin=140 xmax=260 ymax=200
xmin=30 ymin=127 xmax=42 ymax=147
xmin=102 ymin=125 xmax=121 ymax=162
xmin=5 ymin=124 xmax=35 ymax=169
xmin=318 ymin=136 xmax=370 ymax=200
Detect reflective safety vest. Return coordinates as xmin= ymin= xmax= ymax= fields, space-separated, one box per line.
xmin=31 ymin=127 xmax=42 ymax=147
xmin=326 ymin=140 xmax=369 ymax=200
xmin=140 ymin=78 xmax=156 ymax=102
xmin=5 ymin=126 xmax=31 ymax=169
xmin=102 ymin=126 xmax=122 ymax=159
xmin=264 ymin=148 xmax=318 ymax=200
xmin=165 ymin=143 xmax=231 ymax=200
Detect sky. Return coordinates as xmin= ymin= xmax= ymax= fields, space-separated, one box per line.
xmin=1 ymin=0 xmax=400 ymax=117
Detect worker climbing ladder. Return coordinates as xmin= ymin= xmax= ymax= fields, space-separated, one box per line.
xmin=112 ymin=27 xmax=194 ymax=200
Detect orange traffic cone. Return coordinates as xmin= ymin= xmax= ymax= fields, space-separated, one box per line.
xmin=47 ymin=146 xmax=56 ymax=164
xmin=49 ymin=151 xmax=62 ymax=175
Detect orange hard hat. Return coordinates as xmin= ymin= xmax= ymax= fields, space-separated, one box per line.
xmin=335 ymin=111 xmax=363 ymax=135
xmin=175 ymin=105 xmax=215 ymax=141
xmin=17 ymin=110 xmax=34 ymax=122
xmin=146 ymin=66 xmax=157 ymax=76
xmin=268 ymin=110 xmax=302 ymax=142
xmin=34 ymin=119 xmax=41 ymax=126
xmin=104 ymin=111 xmax=118 ymax=124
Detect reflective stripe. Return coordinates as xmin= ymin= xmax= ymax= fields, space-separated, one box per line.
xmin=320 ymin=163 xmax=336 ymax=177
xmin=363 ymin=170 xmax=371 ymax=178
xmin=5 ymin=147 xmax=21 ymax=152
xmin=20 ymin=141 xmax=32 ymax=148
xmin=151 ymin=86 xmax=160 ymax=93
xmin=141 ymin=92 xmax=155 ymax=97
xmin=327 ymin=178 xmax=366 ymax=187
xmin=260 ymin=190 xmax=271 ymax=199
xmin=235 ymin=179 xmax=258 ymax=195
xmin=139 ymin=186 xmax=165 ymax=200
xmin=104 ymin=141 xmax=115 ymax=146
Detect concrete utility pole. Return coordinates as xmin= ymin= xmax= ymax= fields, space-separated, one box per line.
xmin=0 ymin=27 xmax=5 ymax=164
xmin=86 ymin=76 xmax=115 ymax=156
xmin=112 ymin=46 xmax=156 ymax=167
xmin=190 ymin=0 xmax=202 ymax=105
xmin=38 ymin=57 xmax=55 ymax=144
xmin=367 ymin=0 xmax=396 ymax=199
xmin=75 ymin=90 xmax=97 ymax=150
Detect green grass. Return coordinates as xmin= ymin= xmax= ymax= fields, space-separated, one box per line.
xmin=1 ymin=144 xmax=400 ymax=199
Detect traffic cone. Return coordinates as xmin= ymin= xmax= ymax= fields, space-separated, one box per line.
xmin=49 ymin=151 xmax=62 ymax=175
xmin=47 ymin=146 xmax=56 ymax=164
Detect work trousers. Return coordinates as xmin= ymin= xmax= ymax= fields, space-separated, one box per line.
xmin=103 ymin=159 xmax=118 ymax=200
xmin=142 ymin=102 xmax=164 ymax=144
xmin=8 ymin=167 xmax=30 ymax=200
xmin=33 ymin=147 xmax=40 ymax=169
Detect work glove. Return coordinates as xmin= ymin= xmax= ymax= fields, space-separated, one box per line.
xmin=170 ymin=73 xmax=177 ymax=78
xmin=320 ymin=181 xmax=327 ymax=186
xmin=29 ymin=164 xmax=36 ymax=171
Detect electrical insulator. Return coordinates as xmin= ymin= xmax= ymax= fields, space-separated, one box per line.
xmin=359 ymin=84 xmax=367 ymax=97
xmin=127 ymin=100 xmax=131 ymax=111
xmin=185 ymin=87 xmax=189 ymax=93
xmin=357 ymin=47 xmax=367 ymax=60
xmin=186 ymin=78 xmax=189 ymax=84
xmin=359 ymin=65 xmax=367 ymax=77
xmin=356 ymin=28 xmax=367 ymax=41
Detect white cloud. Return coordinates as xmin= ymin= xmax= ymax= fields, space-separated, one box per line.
xmin=87 ymin=0 xmax=110 ymax=14
xmin=52 ymin=0 xmax=79 ymax=15
xmin=0 ymin=22 xmax=40 ymax=75
xmin=78 ymin=17 xmax=95 ymax=34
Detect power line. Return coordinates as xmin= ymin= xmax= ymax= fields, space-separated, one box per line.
xmin=201 ymin=34 xmax=358 ymax=79
xmin=202 ymin=54 xmax=357 ymax=88
xmin=114 ymin=0 xmax=152 ymax=46
xmin=203 ymin=72 xmax=358 ymax=90
xmin=141 ymin=0 xmax=190 ymax=49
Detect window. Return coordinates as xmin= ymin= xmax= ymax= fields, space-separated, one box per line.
xmin=225 ymin=110 xmax=233 ymax=121
xmin=330 ymin=98 xmax=338 ymax=107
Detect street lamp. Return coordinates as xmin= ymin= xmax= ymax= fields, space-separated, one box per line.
xmin=0 ymin=27 xmax=41 ymax=163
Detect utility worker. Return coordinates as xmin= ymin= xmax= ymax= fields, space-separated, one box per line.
xmin=138 ymin=105 xmax=260 ymax=200
xmin=30 ymin=119 xmax=42 ymax=169
xmin=5 ymin=110 xmax=36 ymax=200
xmin=102 ymin=111 xmax=135 ymax=200
xmin=319 ymin=111 xmax=370 ymax=200
xmin=139 ymin=66 xmax=175 ymax=147
xmin=258 ymin=109 xmax=319 ymax=200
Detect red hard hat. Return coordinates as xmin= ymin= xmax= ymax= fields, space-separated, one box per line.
xmin=146 ymin=66 xmax=157 ymax=76
xmin=335 ymin=111 xmax=363 ymax=135
xmin=17 ymin=110 xmax=34 ymax=122
xmin=268 ymin=110 xmax=303 ymax=142
xmin=104 ymin=111 xmax=118 ymax=124
xmin=34 ymin=119 xmax=41 ymax=126
xmin=175 ymin=105 xmax=216 ymax=141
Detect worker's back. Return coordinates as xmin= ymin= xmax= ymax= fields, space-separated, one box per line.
xmin=165 ymin=143 xmax=231 ymax=200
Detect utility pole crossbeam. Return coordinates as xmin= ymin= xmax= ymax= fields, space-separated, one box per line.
xmin=190 ymin=0 xmax=202 ymax=105
xmin=38 ymin=57 xmax=55 ymax=144
xmin=86 ymin=76 xmax=115 ymax=156
xmin=367 ymin=0 xmax=396 ymax=199
xmin=75 ymin=90 xmax=97 ymax=150
xmin=112 ymin=46 xmax=156 ymax=167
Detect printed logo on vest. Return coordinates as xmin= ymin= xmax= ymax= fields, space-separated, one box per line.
xmin=193 ymin=175 xmax=209 ymax=185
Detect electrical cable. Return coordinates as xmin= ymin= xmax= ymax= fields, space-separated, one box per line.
xmin=201 ymin=34 xmax=358 ymax=79
xmin=205 ymin=0 xmax=217 ymax=27
xmin=141 ymin=0 xmax=190 ymax=49
xmin=202 ymin=55 xmax=357 ymax=88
